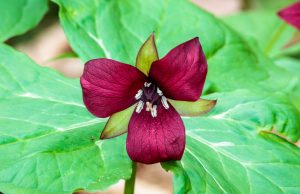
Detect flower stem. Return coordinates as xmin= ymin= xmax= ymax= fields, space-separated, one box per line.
xmin=264 ymin=23 xmax=287 ymax=55
xmin=124 ymin=162 xmax=137 ymax=194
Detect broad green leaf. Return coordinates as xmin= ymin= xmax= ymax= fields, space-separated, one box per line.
xmin=136 ymin=33 xmax=158 ymax=75
xmin=224 ymin=10 xmax=300 ymax=111
xmin=224 ymin=11 xmax=299 ymax=57
xmin=53 ymin=0 xmax=293 ymax=93
xmin=224 ymin=0 xmax=300 ymax=57
xmin=0 ymin=0 xmax=48 ymax=42
xmin=54 ymin=0 xmax=270 ymax=92
xmin=275 ymin=57 xmax=300 ymax=111
xmin=0 ymin=44 xmax=132 ymax=194
xmin=163 ymin=90 xmax=300 ymax=194
xmin=54 ymin=0 xmax=300 ymax=140
xmin=162 ymin=161 xmax=192 ymax=194
xmin=52 ymin=0 xmax=300 ymax=192
xmin=169 ymin=99 xmax=217 ymax=116
xmin=100 ymin=105 xmax=135 ymax=139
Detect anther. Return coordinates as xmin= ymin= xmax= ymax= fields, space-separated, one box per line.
xmin=135 ymin=89 xmax=143 ymax=100
xmin=161 ymin=96 xmax=169 ymax=109
xmin=151 ymin=105 xmax=157 ymax=117
xmin=144 ymin=82 xmax=152 ymax=87
xmin=136 ymin=100 xmax=144 ymax=113
xmin=156 ymin=87 xmax=163 ymax=96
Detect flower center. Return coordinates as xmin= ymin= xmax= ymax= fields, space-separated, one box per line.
xmin=135 ymin=82 xmax=169 ymax=117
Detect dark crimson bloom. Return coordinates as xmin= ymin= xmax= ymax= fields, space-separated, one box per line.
xmin=81 ymin=33 xmax=216 ymax=164
xmin=278 ymin=1 xmax=300 ymax=29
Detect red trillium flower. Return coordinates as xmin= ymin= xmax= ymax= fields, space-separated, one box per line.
xmin=278 ymin=1 xmax=300 ymax=29
xmin=80 ymin=33 xmax=216 ymax=164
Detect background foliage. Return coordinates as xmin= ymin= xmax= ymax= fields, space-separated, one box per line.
xmin=0 ymin=0 xmax=299 ymax=193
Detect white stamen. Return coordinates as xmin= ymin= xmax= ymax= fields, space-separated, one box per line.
xmin=135 ymin=89 xmax=143 ymax=100
xmin=156 ymin=87 xmax=163 ymax=96
xmin=161 ymin=96 xmax=169 ymax=109
xmin=136 ymin=100 xmax=144 ymax=113
xmin=144 ymin=82 xmax=152 ymax=87
xmin=151 ymin=105 xmax=157 ymax=117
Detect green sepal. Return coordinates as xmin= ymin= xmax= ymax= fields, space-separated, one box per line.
xmin=100 ymin=105 xmax=136 ymax=139
xmin=135 ymin=32 xmax=159 ymax=75
xmin=169 ymin=98 xmax=217 ymax=116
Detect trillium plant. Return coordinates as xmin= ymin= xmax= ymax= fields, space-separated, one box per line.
xmin=2 ymin=0 xmax=300 ymax=194
xmin=80 ymin=33 xmax=216 ymax=164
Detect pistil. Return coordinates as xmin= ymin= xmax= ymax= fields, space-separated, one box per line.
xmin=134 ymin=82 xmax=169 ymax=117
xmin=146 ymin=101 xmax=153 ymax=112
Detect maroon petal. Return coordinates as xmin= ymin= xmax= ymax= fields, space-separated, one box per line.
xmin=80 ymin=59 xmax=147 ymax=118
xmin=126 ymin=104 xmax=185 ymax=164
xmin=278 ymin=2 xmax=300 ymax=29
xmin=149 ymin=38 xmax=207 ymax=101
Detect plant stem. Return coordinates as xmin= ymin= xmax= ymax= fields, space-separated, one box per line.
xmin=124 ymin=162 xmax=137 ymax=194
xmin=264 ymin=23 xmax=287 ymax=55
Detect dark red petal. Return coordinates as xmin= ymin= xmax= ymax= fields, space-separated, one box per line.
xmin=80 ymin=59 xmax=147 ymax=118
xmin=126 ymin=104 xmax=185 ymax=164
xmin=278 ymin=2 xmax=300 ymax=29
xmin=149 ymin=37 xmax=207 ymax=101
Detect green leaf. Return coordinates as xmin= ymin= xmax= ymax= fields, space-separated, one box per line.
xmin=52 ymin=0 xmax=300 ymax=192
xmin=100 ymin=105 xmax=135 ymax=139
xmin=224 ymin=10 xmax=300 ymax=111
xmin=169 ymin=99 xmax=217 ymax=116
xmin=0 ymin=44 xmax=132 ymax=194
xmin=161 ymin=161 xmax=192 ymax=194
xmin=224 ymin=11 xmax=298 ymax=57
xmin=275 ymin=57 xmax=300 ymax=111
xmin=136 ymin=33 xmax=158 ymax=75
xmin=54 ymin=0 xmax=300 ymax=139
xmin=54 ymin=0 xmax=291 ymax=93
xmin=163 ymin=90 xmax=300 ymax=193
xmin=0 ymin=0 xmax=48 ymax=42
